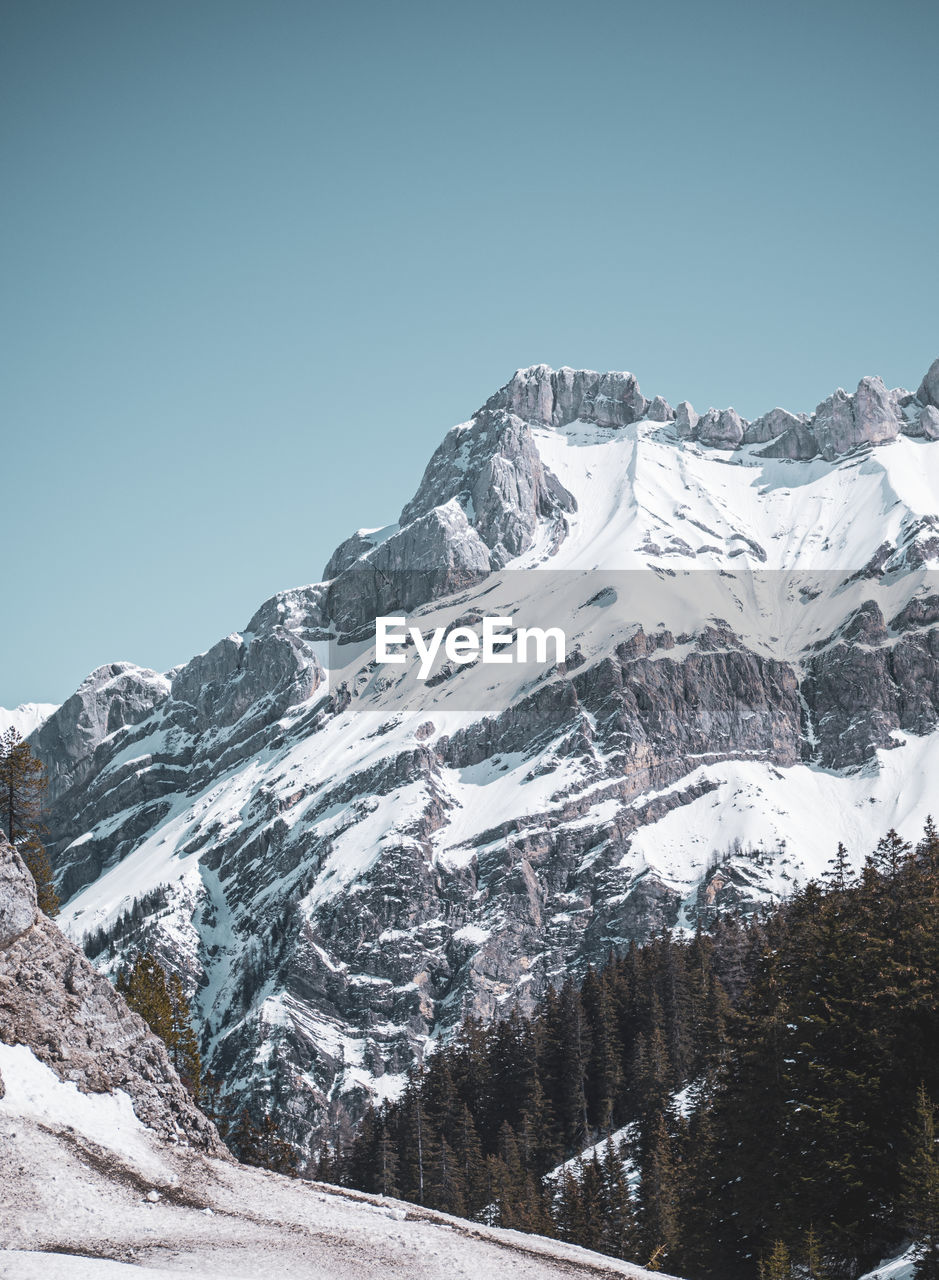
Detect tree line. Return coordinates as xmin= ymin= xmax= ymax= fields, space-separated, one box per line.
xmin=326 ymin=824 xmax=939 ymax=1280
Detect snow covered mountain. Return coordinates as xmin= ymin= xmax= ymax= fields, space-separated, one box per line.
xmin=28 ymin=355 xmax=939 ymax=1149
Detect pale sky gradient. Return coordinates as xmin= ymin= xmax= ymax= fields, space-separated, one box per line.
xmin=2 ymin=0 xmax=938 ymax=706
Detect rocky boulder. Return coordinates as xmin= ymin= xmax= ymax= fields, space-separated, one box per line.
xmin=743 ymin=407 xmax=806 ymax=445
xmin=647 ymin=395 xmax=674 ymax=422
xmin=674 ymin=401 xmax=698 ymax=437
xmin=695 ymin=407 xmax=746 ymax=449
xmin=920 ymin=405 xmax=939 ymax=440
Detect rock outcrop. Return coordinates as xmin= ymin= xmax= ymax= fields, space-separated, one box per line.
xmin=743 ymin=406 xmax=806 ymax=446
xmin=918 ymin=357 xmax=939 ymax=408
xmin=32 ymin=664 xmax=171 ymax=807
xmin=483 ymin=364 xmax=650 ymax=428
xmin=812 ymin=377 xmax=901 ymax=460
xmin=0 ymin=837 xmax=223 ymax=1153
xmin=695 ymin=407 xmax=746 ymax=449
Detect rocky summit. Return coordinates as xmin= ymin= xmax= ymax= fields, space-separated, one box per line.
xmin=22 ymin=355 xmax=939 ymax=1151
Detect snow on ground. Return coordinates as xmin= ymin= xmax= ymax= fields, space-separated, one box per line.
xmin=0 ymin=702 xmax=58 ymax=739
xmin=545 ymin=1125 xmax=638 ymax=1189
xmin=0 ymin=1043 xmax=168 ymax=1180
xmin=623 ymin=731 xmax=939 ymax=916
xmin=0 ymin=1045 xmax=681 ymax=1280
xmin=859 ymin=1247 xmax=918 ymax=1280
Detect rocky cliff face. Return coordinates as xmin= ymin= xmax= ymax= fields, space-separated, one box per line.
xmin=27 ymin=355 xmax=939 ymax=1153
xmin=0 ymin=836 xmax=223 ymax=1153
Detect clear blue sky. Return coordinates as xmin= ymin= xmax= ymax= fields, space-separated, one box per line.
xmin=3 ymin=0 xmax=938 ymax=707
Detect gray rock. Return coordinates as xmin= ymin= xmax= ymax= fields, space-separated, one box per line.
xmin=695 ymin=407 xmax=746 ymax=449
xmin=674 ymin=401 xmax=698 ymax=437
xmin=804 ymin=613 xmax=939 ymax=766
xmin=326 ymin=500 xmax=492 ymax=633
xmin=812 ymin=377 xmax=901 ymax=460
xmin=171 ymin=627 xmax=324 ymax=730
xmin=917 ymin=356 xmax=939 ymax=408
xmin=744 ymin=407 xmax=805 ymax=445
xmin=323 ymin=532 xmax=378 ymax=579
xmin=32 ymin=665 xmax=171 ymax=807
xmin=855 ymin=375 xmax=902 ymax=444
xmin=245 ymin=584 xmax=329 ymax=640
xmin=646 ymin=395 xmax=674 ymax=422
xmin=483 ymin=365 xmax=649 ymax=429
xmin=920 ymin=405 xmax=939 ymax=440
xmin=0 ymin=843 xmax=36 ymax=950
xmin=0 ymin=838 xmax=224 ymax=1154
xmin=398 ymin=408 xmax=574 ymax=571
xmin=758 ymin=421 xmax=820 ymax=460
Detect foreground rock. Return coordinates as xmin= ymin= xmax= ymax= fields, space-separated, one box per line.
xmin=0 ymin=837 xmax=222 ymax=1153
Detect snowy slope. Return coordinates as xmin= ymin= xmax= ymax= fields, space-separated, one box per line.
xmin=30 ymin=356 xmax=939 ymax=1149
xmin=0 ymin=701 xmax=58 ymax=738
xmin=0 ymin=1042 xmax=679 ymax=1280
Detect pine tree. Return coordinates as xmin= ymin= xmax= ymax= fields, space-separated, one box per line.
xmin=231 ymin=1108 xmax=265 ymax=1165
xmin=582 ymin=967 xmax=623 ymax=1133
xmin=117 ymin=952 xmax=174 ymax=1043
xmin=600 ymin=1134 xmax=639 ymax=1260
xmin=640 ymin=1110 xmax=680 ymax=1266
xmin=453 ymin=1103 xmax=486 ymax=1214
xmin=866 ymin=828 xmax=912 ymax=879
xmin=824 ymin=841 xmax=852 ymax=891
xmin=118 ymin=953 xmax=202 ymax=1099
xmin=900 ymin=1084 xmax=939 ymax=1280
xmin=201 ymin=1071 xmax=229 ymax=1139
xmin=255 ymin=1111 xmax=299 ymax=1176
xmin=800 ymin=1225 xmax=830 ymax=1279
xmin=168 ymin=972 xmax=202 ymax=1099
xmin=765 ymin=1238 xmax=792 ymax=1280
xmin=0 ymin=727 xmax=58 ymax=915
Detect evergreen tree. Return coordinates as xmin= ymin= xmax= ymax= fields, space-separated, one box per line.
xmin=118 ymin=953 xmax=202 ymax=1100
xmin=117 ymin=951 xmax=174 ymax=1043
xmin=168 ymin=972 xmax=202 ymax=1099
xmin=377 ymin=1116 xmax=401 ymax=1198
xmin=824 ymin=841 xmax=852 ymax=891
xmin=764 ymin=1239 xmax=792 ymax=1280
xmin=201 ymin=1071 xmax=230 ymax=1139
xmin=0 ymin=727 xmax=58 ymax=915
xmin=900 ymin=1084 xmax=939 ymax=1280
xmin=600 ymin=1135 xmax=639 ymax=1260
xmin=453 ymin=1103 xmax=487 ymax=1214
xmin=640 ymin=1110 xmax=680 ymax=1267
xmin=582 ymin=967 xmax=623 ymax=1133
xmin=231 ymin=1108 xmax=265 ymax=1165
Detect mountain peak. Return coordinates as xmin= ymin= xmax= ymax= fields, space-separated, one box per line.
xmin=482 ymin=363 xmax=652 ymax=429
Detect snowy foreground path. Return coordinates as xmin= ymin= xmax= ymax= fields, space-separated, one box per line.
xmin=1 ymin=1138 xmax=666 ymax=1279
xmin=0 ymin=1048 xmax=674 ymax=1280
